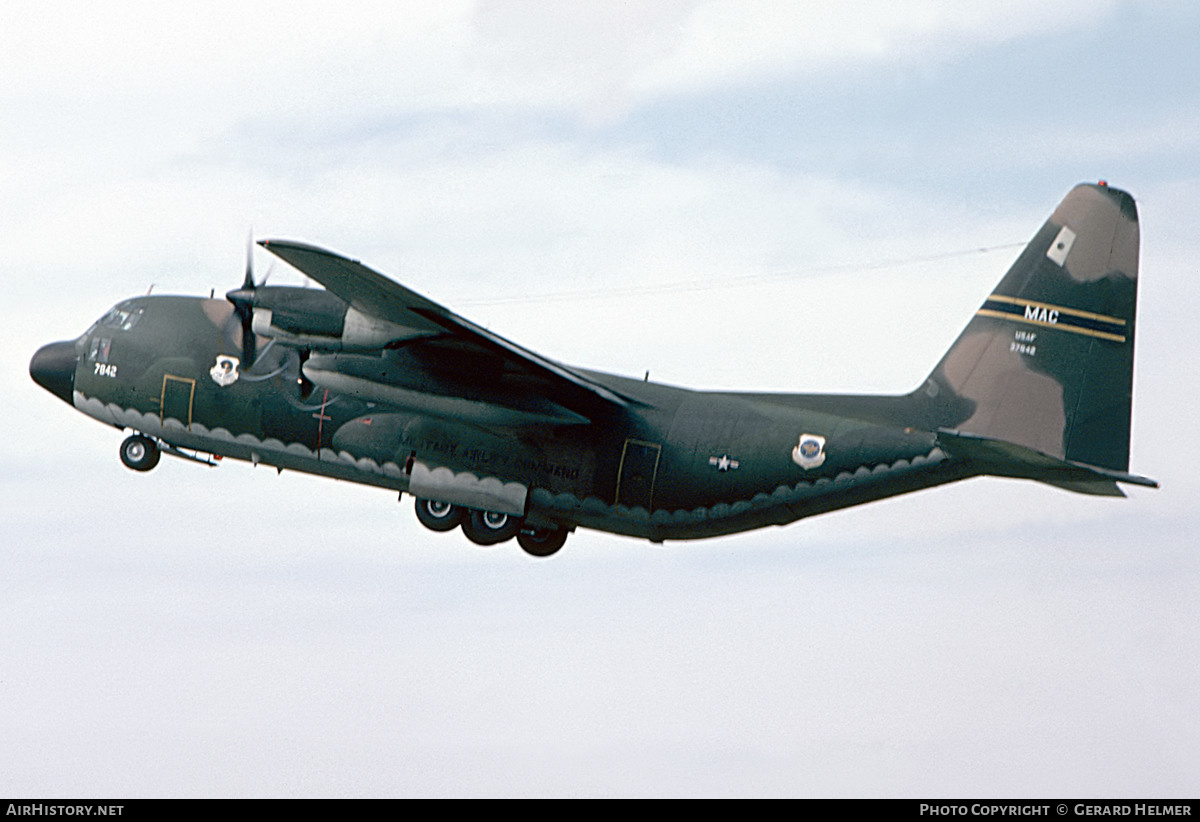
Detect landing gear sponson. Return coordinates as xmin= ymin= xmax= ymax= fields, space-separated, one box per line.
xmin=114 ymin=433 xmax=569 ymax=557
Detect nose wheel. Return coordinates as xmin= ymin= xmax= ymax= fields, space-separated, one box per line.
xmin=119 ymin=434 xmax=160 ymax=472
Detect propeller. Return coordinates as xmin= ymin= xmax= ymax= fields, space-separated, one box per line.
xmin=297 ymin=349 xmax=315 ymax=399
xmin=225 ymin=235 xmax=259 ymax=366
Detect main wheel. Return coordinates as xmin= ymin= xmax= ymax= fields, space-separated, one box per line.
xmin=119 ymin=434 xmax=160 ymax=472
xmin=517 ymin=526 xmax=568 ymax=558
xmin=462 ymin=509 xmax=522 ymax=546
xmin=414 ymin=498 xmax=465 ymax=532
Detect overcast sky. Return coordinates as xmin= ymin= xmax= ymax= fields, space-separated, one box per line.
xmin=3 ymin=0 xmax=1197 ymax=798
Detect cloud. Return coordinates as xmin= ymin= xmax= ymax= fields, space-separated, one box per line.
xmin=1 ymin=0 xmax=1136 ymax=133
xmin=629 ymin=0 xmax=1121 ymax=97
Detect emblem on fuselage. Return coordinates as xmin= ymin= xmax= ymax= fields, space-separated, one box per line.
xmin=210 ymin=355 xmax=241 ymax=387
xmin=708 ymin=454 xmax=740 ymax=472
xmin=792 ymin=434 xmax=826 ymax=470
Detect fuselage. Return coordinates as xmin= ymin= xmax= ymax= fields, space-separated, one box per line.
xmin=32 ymin=293 xmax=963 ymax=543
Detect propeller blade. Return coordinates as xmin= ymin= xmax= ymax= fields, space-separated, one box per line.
xmin=241 ymin=313 xmax=257 ymax=366
xmin=242 ymin=232 xmax=256 ymax=290
xmin=226 ymin=233 xmax=259 ymax=365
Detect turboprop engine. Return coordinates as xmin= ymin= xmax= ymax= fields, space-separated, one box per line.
xmin=227 ymin=285 xmax=432 ymax=353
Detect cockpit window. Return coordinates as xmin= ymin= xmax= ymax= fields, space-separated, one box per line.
xmin=98 ymin=305 xmax=144 ymax=331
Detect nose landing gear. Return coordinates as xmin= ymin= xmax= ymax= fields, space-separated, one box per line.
xmin=119 ymin=434 xmax=160 ymax=472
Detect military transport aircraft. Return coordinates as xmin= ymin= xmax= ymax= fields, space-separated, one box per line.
xmin=30 ymin=182 xmax=1156 ymax=557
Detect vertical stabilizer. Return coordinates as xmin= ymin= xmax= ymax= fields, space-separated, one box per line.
xmin=919 ymin=183 xmax=1140 ymax=473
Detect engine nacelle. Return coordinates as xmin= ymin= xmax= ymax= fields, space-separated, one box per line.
xmin=245 ymin=286 xmax=432 ymax=351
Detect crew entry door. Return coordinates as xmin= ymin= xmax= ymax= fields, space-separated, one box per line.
xmin=616 ymin=439 xmax=660 ymax=511
xmin=160 ymin=374 xmax=196 ymax=430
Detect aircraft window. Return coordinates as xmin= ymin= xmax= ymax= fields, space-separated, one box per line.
xmin=98 ymin=305 xmax=144 ymax=331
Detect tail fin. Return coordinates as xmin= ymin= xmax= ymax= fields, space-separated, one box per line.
xmin=917 ymin=182 xmax=1147 ymax=483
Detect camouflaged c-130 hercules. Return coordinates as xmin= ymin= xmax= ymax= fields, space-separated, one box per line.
xmin=30 ymin=182 xmax=1156 ymax=557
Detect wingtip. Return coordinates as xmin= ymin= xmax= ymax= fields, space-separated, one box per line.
xmin=258 ymin=238 xmax=360 ymax=263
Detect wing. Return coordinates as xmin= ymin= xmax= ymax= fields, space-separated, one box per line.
xmin=258 ymin=240 xmax=640 ymax=420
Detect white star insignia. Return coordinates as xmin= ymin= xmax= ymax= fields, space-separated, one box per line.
xmin=709 ymin=454 xmax=740 ymax=472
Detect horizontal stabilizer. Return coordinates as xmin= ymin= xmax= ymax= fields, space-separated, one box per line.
xmin=936 ymin=429 xmax=1158 ymax=496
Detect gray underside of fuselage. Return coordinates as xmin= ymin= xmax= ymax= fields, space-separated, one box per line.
xmin=76 ymin=390 xmax=966 ymax=542
xmin=532 ymin=447 xmax=963 ymax=541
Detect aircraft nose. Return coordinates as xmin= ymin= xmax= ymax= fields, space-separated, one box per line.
xmin=30 ymin=340 xmax=78 ymax=405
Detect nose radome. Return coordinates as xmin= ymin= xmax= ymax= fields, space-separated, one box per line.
xmin=30 ymin=340 xmax=78 ymax=405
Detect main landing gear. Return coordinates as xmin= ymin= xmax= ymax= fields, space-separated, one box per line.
xmin=119 ymin=434 xmax=160 ymax=472
xmin=413 ymin=498 xmax=570 ymax=557
xmin=515 ymin=525 xmax=569 ymax=558
xmin=464 ymin=509 xmax=522 ymax=546
xmin=414 ymin=498 xmax=464 ymax=531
